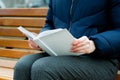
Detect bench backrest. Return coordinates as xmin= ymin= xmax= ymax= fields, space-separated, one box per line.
xmin=0 ymin=8 xmax=47 ymax=59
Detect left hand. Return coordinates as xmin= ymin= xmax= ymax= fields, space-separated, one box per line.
xmin=70 ymin=36 xmax=96 ymax=54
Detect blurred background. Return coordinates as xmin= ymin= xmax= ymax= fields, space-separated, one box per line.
xmin=0 ymin=0 xmax=49 ymax=8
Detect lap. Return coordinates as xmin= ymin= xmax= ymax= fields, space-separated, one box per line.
xmin=14 ymin=52 xmax=119 ymax=80
xmin=31 ymin=55 xmax=119 ymax=80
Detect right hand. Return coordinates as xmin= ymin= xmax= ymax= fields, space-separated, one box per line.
xmin=28 ymin=32 xmax=42 ymax=50
xmin=28 ymin=39 xmax=42 ymax=50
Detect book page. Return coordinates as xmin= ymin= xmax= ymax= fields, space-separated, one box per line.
xmin=37 ymin=28 xmax=63 ymax=38
xmin=17 ymin=26 xmax=36 ymax=39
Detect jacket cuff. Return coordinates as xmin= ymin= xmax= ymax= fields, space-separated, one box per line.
xmin=89 ymin=34 xmax=113 ymax=57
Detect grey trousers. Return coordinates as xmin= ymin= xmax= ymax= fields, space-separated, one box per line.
xmin=14 ymin=53 xmax=119 ymax=80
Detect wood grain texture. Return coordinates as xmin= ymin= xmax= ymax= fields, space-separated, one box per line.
xmin=0 ymin=8 xmax=47 ymax=17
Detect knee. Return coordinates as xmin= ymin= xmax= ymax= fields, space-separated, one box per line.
xmin=14 ymin=57 xmax=29 ymax=71
xmin=31 ymin=57 xmax=53 ymax=72
xmin=31 ymin=57 xmax=60 ymax=79
xmin=14 ymin=54 xmax=35 ymax=71
xmin=14 ymin=53 xmax=42 ymax=71
xmin=32 ymin=57 xmax=60 ymax=71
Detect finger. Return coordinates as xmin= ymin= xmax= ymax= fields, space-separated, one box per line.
xmin=74 ymin=41 xmax=95 ymax=54
xmin=72 ymin=39 xmax=80 ymax=46
xmin=76 ymin=36 xmax=90 ymax=47
xmin=79 ymin=44 xmax=90 ymax=50
xmin=71 ymin=36 xmax=90 ymax=52
xmin=76 ymin=49 xmax=90 ymax=54
xmin=78 ymin=36 xmax=88 ymax=42
xmin=29 ymin=42 xmax=37 ymax=48
xmin=29 ymin=43 xmax=42 ymax=50
xmin=71 ymin=39 xmax=90 ymax=50
xmin=28 ymin=37 xmax=42 ymax=50
xmin=72 ymin=36 xmax=89 ymax=46
xmin=71 ymin=44 xmax=90 ymax=53
xmin=28 ymin=39 xmax=38 ymax=48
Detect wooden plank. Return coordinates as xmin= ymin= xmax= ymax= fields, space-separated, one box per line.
xmin=0 ymin=27 xmax=40 ymax=37
xmin=0 ymin=59 xmax=17 ymax=69
xmin=116 ymin=75 xmax=120 ymax=80
xmin=0 ymin=39 xmax=30 ymax=49
xmin=0 ymin=67 xmax=13 ymax=80
xmin=0 ymin=48 xmax=41 ymax=58
xmin=0 ymin=77 xmax=12 ymax=80
xmin=0 ymin=8 xmax=47 ymax=17
xmin=0 ymin=17 xmax=45 ymax=27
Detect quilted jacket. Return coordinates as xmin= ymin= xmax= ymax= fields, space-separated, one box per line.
xmin=41 ymin=0 xmax=120 ymax=61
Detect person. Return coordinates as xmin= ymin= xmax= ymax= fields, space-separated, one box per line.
xmin=14 ymin=0 xmax=120 ymax=80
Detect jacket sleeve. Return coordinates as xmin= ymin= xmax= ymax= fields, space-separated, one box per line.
xmin=90 ymin=0 xmax=120 ymax=58
xmin=40 ymin=0 xmax=54 ymax=32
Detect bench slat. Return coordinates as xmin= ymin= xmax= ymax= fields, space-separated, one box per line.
xmin=116 ymin=75 xmax=120 ymax=80
xmin=0 ymin=39 xmax=30 ymax=49
xmin=0 ymin=59 xmax=17 ymax=69
xmin=0 ymin=48 xmax=41 ymax=58
xmin=0 ymin=8 xmax=47 ymax=17
xmin=0 ymin=27 xmax=40 ymax=37
xmin=0 ymin=17 xmax=45 ymax=27
xmin=0 ymin=67 xmax=13 ymax=80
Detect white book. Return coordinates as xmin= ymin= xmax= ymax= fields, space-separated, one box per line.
xmin=17 ymin=26 xmax=83 ymax=56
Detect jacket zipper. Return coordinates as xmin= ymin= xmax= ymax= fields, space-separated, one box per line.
xmin=69 ymin=0 xmax=74 ymax=31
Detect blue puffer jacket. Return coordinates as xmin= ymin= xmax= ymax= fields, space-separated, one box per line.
xmin=41 ymin=0 xmax=120 ymax=60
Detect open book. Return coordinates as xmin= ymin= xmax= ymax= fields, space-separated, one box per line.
xmin=17 ymin=26 xmax=83 ymax=56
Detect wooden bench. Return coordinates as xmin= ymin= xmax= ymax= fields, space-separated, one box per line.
xmin=0 ymin=8 xmax=47 ymax=80
xmin=0 ymin=8 xmax=119 ymax=80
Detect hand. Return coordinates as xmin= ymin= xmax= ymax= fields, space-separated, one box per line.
xmin=28 ymin=39 xmax=42 ymax=50
xmin=70 ymin=36 xmax=96 ymax=54
xmin=28 ymin=32 xmax=42 ymax=50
